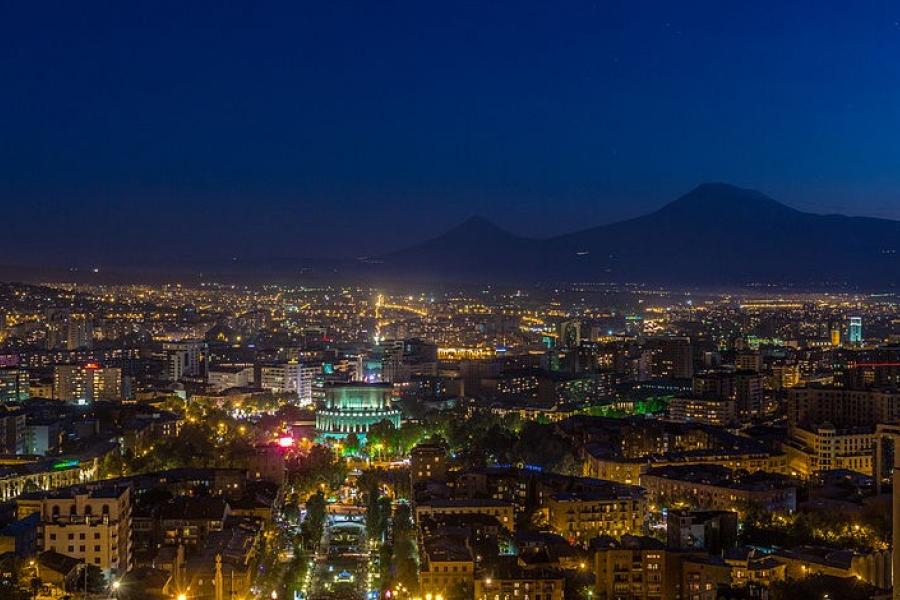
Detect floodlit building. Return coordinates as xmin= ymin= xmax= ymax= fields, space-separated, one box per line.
xmin=849 ymin=316 xmax=863 ymax=344
xmin=315 ymin=382 xmax=400 ymax=439
xmin=260 ymin=362 xmax=316 ymax=404
xmin=17 ymin=486 xmax=132 ymax=576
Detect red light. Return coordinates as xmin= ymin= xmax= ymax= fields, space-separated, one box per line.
xmin=277 ymin=436 xmax=294 ymax=448
xmin=84 ymin=363 xmax=100 ymax=370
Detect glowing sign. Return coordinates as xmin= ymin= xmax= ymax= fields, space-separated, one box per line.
xmin=52 ymin=459 xmax=79 ymax=470
xmin=277 ymin=436 xmax=294 ymax=448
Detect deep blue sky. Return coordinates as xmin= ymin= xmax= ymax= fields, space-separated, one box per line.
xmin=3 ymin=1 xmax=900 ymax=266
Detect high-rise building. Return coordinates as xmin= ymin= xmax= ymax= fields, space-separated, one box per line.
xmin=692 ymin=369 xmax=762 ymax=421
xmin=646 ymin=336 xmax=694 ymax=380
xmin=381 ymin=338 xmax=438 ymax=383
xmin=66 ymin=315 xmax=94 ymax=350
xmin=0 ymin=407 xmax=26 ymax=454
xmin=0 ymin=368 xmax=29 ymax=404
xmin=45 ymin=309 xmax=70 ymax=350
xmin=163 ymin=340 xmax=207 ymax=381
xmin=260 ymin=362 xmax=317 ymax=405
xmin=849 ymin=316 xmax=863 ymax=344
xmin=53 ymin=364 xmax=122 ymax=404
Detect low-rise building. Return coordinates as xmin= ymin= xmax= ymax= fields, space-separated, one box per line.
xmin=159 ymin=496 xmax=230 ymax=548
xmin=207 ymin=366 xmax=254 ymax=392
xmin=667 ymin=396 xmax=737 ymax=427
xmin=419 ymin=534 xmax=475 ymax=598
xmin=546 ymin=488 xmax=644 ymax=544
xmin=783 ymin=424 xmax=875 ymax=477
xmin=666 ymin=510 xmax=737 ymax=553
xmin=475 ymin=557 xmax=564 ymax=600
xmin=411 ymin=441 xmax=448 ymax=487
xmin=639 ymin=465 xmax=797 ymax=514
xmin=592 ymin=536 xmax=676 ymax=600
xmin=17 ymin=485 xmax=132 ymax=576
xmin=773 ymin=545 xmax=891 ymax=590
xmin=415 ymin=499 xmax=515 ymax=532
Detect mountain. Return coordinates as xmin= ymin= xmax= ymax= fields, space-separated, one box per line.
xmin=375 ymin=183 xmax=900 ymax=287
xmin=379 ymin=215 xmax=543 ymax=281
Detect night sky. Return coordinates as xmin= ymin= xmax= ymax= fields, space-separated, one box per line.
xmin=3 ymin=1 xmax=900 ymax=266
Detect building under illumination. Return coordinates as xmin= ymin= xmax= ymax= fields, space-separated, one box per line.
xmin=53 ymin=364 xmax=122 ymax=404
xmin=315 ymin=383 xmax=400 ymax=439
xmin=0 ymin=368 xmax=29 ymax=404
xmin=849 ymin=316 xmax=863 ymax=344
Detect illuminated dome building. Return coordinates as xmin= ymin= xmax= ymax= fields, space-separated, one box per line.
xmin=315 ymin=382 xmax=401 ymax=439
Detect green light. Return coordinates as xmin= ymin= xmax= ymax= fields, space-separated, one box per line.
xmin=52 ymin=459 xmax=79 ymax=470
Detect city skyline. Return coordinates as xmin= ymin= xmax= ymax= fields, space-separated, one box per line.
xmin=6 ymin=4 xmax=900 ymax=600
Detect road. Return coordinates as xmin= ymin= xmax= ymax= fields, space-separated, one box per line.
xmin=307 ymin=509 xmax=371 ymax=600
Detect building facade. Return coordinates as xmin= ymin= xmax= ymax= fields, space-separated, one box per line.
xmin=315 ymin=383 xmax=400 ymax=439
xmin=17 ymin=486 xmax=132 ymax=576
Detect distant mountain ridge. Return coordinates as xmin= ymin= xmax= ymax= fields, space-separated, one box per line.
xmin=375 ymin=183 xmax=900 ymax=287
xmin=9 ymin=183 xmax=898 ymax=288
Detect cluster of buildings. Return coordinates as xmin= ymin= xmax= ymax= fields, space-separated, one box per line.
xmin=406 ymin=433 xmax=891 ymax=600
xmin=1 ymin=466 xmax=275 ymax=598
xmin=1 ymin=282 xmax=900 ymax=598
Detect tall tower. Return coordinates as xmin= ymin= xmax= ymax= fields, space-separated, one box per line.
xmin=849 ymin=316 xmax=863 ymax=344
xmin=830 ymin=324 xmax=841 ymax=347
